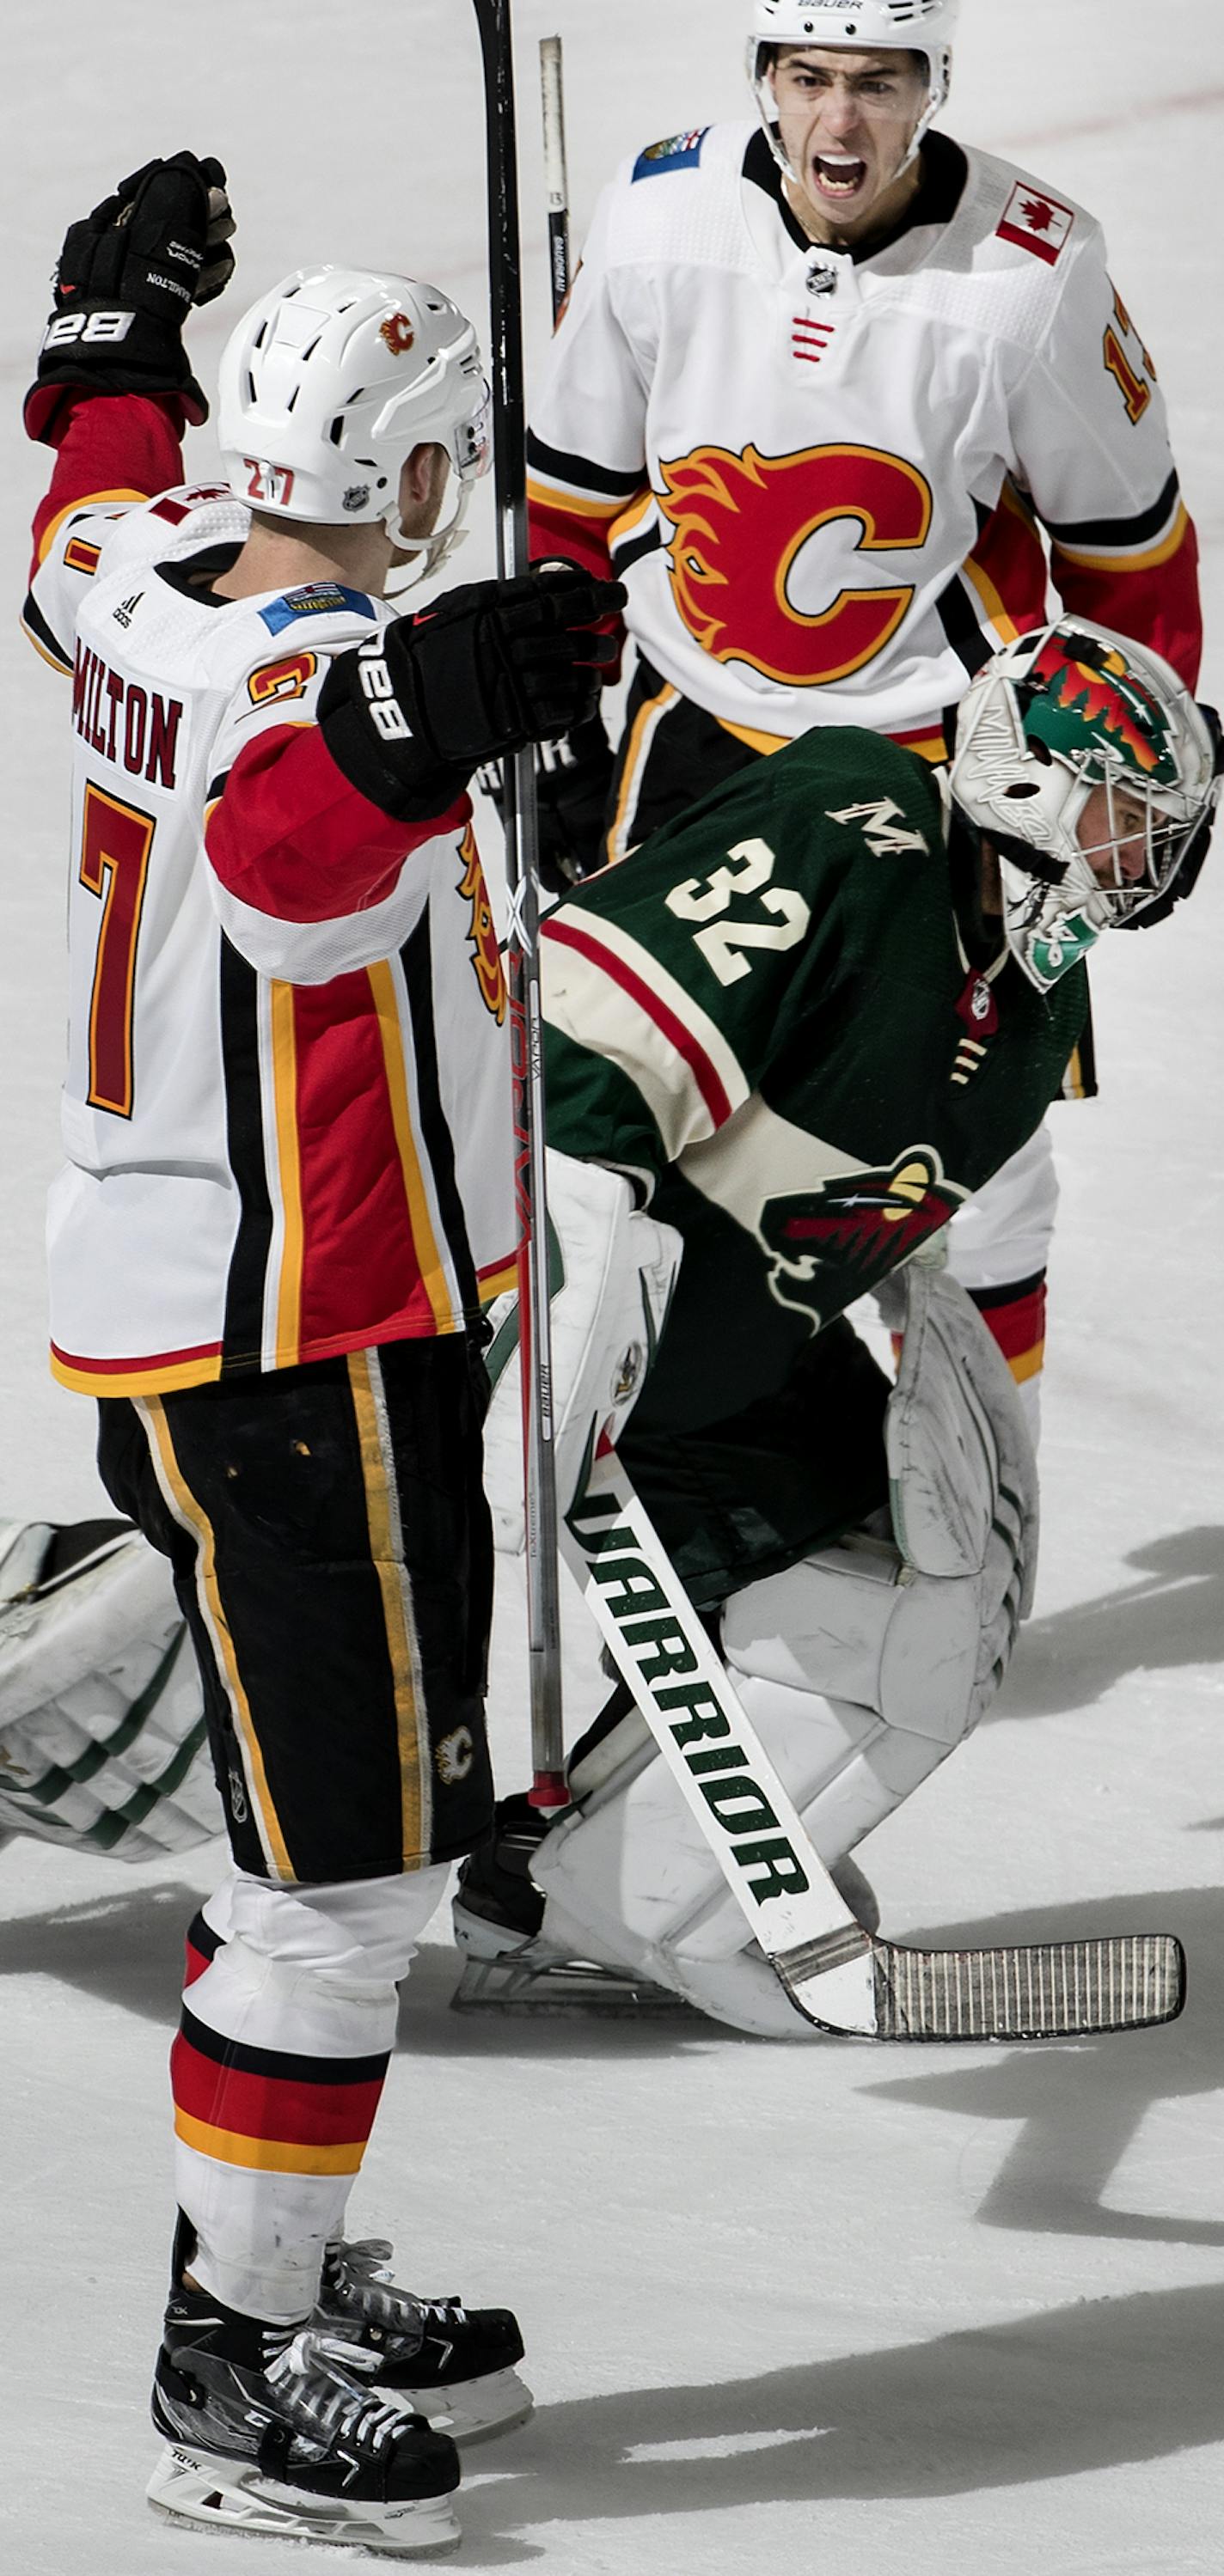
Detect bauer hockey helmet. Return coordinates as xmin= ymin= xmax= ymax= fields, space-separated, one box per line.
xmin=217 ymin=266 xmax=491 ymax=590
xmin=748 ymin=0 xmax=958 ymax=184
xmin=949 ymin=618 xmax=1220 ymax=992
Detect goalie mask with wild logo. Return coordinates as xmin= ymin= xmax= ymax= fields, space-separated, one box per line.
xmin=949 ymin=620 xmax=1220 ymax=992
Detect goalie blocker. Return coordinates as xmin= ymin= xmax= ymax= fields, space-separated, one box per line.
xmin=462 ymin=1152 xmax=1037 ymax=2037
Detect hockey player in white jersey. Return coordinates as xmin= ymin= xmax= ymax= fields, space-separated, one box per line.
xmin=524 ymin=0 xmax=1205 ymax=1425
xmin=22 ymin=150 xmax=621 ymax=2552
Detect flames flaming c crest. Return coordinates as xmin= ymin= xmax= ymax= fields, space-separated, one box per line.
xmin=658 ymin=441 xmax=933 ymax=688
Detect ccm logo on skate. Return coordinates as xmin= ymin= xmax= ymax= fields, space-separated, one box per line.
xmin=566 ymin=1489 xmax=811 ymax=1908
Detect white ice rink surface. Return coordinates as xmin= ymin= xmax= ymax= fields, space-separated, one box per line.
xmin=3 ymin=3 xmax=1224 ymax=2567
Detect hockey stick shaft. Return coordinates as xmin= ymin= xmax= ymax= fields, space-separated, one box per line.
xmin=561 ymin=1444 xmax=1184 ymax=2040
xmin=540 ymin=35 xmax=571 ymax=321
xmin=473 ymin=0 xmax=566 ymax=1807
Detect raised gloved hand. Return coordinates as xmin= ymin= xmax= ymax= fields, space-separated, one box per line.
xmin=317 ymin=565 xmax=626 ymax=821
xmin=26 ymin=151 xmax=236 ymax=441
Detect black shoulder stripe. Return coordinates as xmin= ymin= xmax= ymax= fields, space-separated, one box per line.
xmin=526 ymin=429 xmax=646 ymax=498
xmin=933 ymin=569 xmax=995 ymax=683
xmin=205 ymin=768 xmax=232 ymax=806
xmin=611 ymin=522 xmax=662 ymax=577
xmin=1043 ymin=469 xmax=1180 ymax=551
xmin=21 ymin=589 xmax=71 ymax=670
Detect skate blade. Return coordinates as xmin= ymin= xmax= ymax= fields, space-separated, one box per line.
xmin=147 ymin=2443 xmax=460 ymax=2555
xmin=450 ymin=1950 xmax=695 ymax=2016
xmin=394 ymin=2363 xmax=534 ymax=2443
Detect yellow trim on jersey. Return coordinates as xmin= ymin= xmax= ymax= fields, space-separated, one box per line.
xmin=142 ymin=1395 xmax=292 ymax=1880
xmin=609 ymin=675 xmax=678 ymax=863
xmin=174 ymin=2110 xmax=366 ymax=2176
xmin=1050 ymin=503 xmax=1190 ymax=577
xmin=50 ymin=1347 xmax=223 ymax=1396
xmin=346 ymin=1350 xmax=427 ymax=1867
xmin=960 ymin=550 xmax=1021 ymax=646
xmin=269 ymin=981 xmax=304 ymax=1367
xmin=1062 ymin=1044 xmax=1087 ymax=1102
xmin=609 ymin=487 xmax=658 ymax=546
xmin=478 ymin=1256 xmax=517 ymax=1302
xmin=526 ymin=474 xmax=629 ymax=522
xmin=717 ymin=713 xmax=790 ymax=755
xmin=20 ymin=615 xmax=73 ymax=675
xmin=35 ymin=488 xmax=148 ymax=566
xmin=366 ymin=959 xmax=452 ymax=1333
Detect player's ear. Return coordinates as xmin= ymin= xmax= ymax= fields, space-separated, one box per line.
xmin=399 ymin=442 xmax=447 ymax=510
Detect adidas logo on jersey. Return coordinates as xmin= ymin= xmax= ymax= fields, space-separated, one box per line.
xmin=826 ymin=798 xmax=929 ymax=857
xmin=113 ymin=593 xmax=143 ymax=629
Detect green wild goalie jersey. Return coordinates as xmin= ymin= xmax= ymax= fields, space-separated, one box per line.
xmin=540 ymin=728 xmax=1087 ymax=1443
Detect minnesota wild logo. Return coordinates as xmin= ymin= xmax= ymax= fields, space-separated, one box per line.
xmin=759 ymin=1148 xmax=964 ymax=1328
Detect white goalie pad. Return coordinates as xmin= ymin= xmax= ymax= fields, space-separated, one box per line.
xmin=0 ymin=1521 xmax=221 ymax=1860
xmin=482 ymin=1151 xmax=682 ymax=1552
xmin=530 ymin=1271 xmax=1038 ymax=2035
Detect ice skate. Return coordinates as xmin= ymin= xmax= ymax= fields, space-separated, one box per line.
xmin=451 ymin=1794 xmax=878 ymax=2010
xmin=318 ymin=2238 xmax=533 ymax=2442
xmin=146 ymin=2283 xmax=461 ymax=2554
xmin=451 ymin=1794 xmax=690 ymax=2015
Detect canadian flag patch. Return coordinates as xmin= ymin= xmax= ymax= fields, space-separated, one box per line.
xmin=995 ymin=182 xmax=1075 ymax=265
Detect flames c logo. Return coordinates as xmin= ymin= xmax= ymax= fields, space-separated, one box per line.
xmin=658 ymin=442 xmax=933 ymax=687
xmin=458 ymin=828 xmax=506 ymax=1022
xmin=378 ymin=311 xmax=416 ymax=357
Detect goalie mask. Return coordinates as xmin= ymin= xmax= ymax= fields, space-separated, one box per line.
xmin=949 ymin=619 xmax=1221 ymax=992
xmin=747 ymin=0 xmax=958 ymax=184
xmin=217 ymin=266 xmax=491 ymax=592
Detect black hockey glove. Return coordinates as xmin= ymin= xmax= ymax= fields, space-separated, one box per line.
xmin=25 ymin=151 xmax=236 ymax=443
xmin=481 ymin=711 xmax=615 ymax=891
xmin=1117 ymin=702 xmax=1223 ymax=931
xmin=316 ymin=566 xmax=626 ymax=822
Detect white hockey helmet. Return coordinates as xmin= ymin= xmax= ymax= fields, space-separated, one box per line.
xmin=747 ymin=0 xmax=958 ymax=183
xmin=217 ymin=266 xmax=491 ymax=590
xmin=950 ymin=618 xmax=1220 ymax=992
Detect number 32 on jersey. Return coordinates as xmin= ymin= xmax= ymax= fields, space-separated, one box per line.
xmin=665 ymin=835 xmax=809 ymax=985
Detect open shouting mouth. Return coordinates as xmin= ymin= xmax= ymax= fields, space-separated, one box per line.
xmin=811 ymin=152 xmax=868 ymax=197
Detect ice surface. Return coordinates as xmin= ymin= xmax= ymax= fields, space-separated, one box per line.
xmin=2 ymin=3 xmax=1223 ymax=2567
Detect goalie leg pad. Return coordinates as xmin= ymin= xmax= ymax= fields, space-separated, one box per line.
xmin=0 ymin=1519 xmax=220 ymax=1859
xmin=529 ymin=1273 xmax=1035 ymax=2036
xmin=482 ymin=1151 xmax=682 ymax=1551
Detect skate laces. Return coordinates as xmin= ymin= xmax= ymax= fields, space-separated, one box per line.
xmin=321 ymin=2238 xmax=452 ymax=2347
xmin=265 ymin=2329 xmax=408 ymax=2453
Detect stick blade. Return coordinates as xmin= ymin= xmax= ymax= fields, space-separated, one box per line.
xmin=870 ymin=1931 xmax=1186 ymax=2042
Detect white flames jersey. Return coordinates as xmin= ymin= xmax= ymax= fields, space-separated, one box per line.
xmin=26 ymin=479 xmax=513 ymax=1395
xmin=528 ymin=125 xmax=1199 ymax=753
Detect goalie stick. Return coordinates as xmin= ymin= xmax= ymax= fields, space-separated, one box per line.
xmin=472 ymin=0 xmax=567 ymax=1810
xmin=559 ymin=1440 xmax=1184 ymax=2042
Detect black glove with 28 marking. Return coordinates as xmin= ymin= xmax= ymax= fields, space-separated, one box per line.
xmin=317 ymin=565 xmax=626 ymax=821
xmin=26 ymin=150 xmax=236 ymax=442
